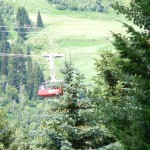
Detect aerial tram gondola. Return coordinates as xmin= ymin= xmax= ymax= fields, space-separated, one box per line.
xmin=38 ymin=82 xmax=63 ymax=97
xmin=37 ymin=53 xmax=64 ymax=97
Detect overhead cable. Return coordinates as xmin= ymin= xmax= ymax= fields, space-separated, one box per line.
xmin=0 ymin=25 xmax=43 ymax=29
xmin=0 ymin=53 xmax=97 ymax=57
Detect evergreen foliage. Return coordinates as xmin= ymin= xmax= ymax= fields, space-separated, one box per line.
xmin=48 ymin=0 xmax=121 ymax=12
xmin=0 ymin=42 xmax=44 ymax=101
xmin=0 ymin=0 xmax=14 ymax=23
xmin=8 ymin=44 xmax=26 ymax=91
xmin=0 ymin=14 xmax=8 ymax=40
xmin=0 ymin=108 xmax=13 ymax=149
xmin=0 ymin=9 xmax=44 ymax=102
xmin=31 ymin=60 xmax=116 ymax=149
xmin=8 ymin=60 xmax=118 ymax=150
xmin=48 ymin=0 xmax=104 ymax=12
xmin=0 ymin=14 xmax=10 ymax=77
xmin=94 ymin=0 xmax=150 ymax=149
xmin=7 ymin=45 xmax=44 ymax=100
xmin=1 ymin=0 xmax=148 ymax=149
xmin=16 ymin=7 xmax=31 ymax=38
xmin=32 ymin=62 xmax=45 ymax=99
xmin=36 ymin=11 xmax=44 ymax=28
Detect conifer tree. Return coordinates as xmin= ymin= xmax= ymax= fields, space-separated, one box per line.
xmin=37 ymin=60 xmax=115 ymax=149
xmin=32 ymin=62 xmax=45 ymax=99
xmin=0 ymin=108 xmax=13 ymax=149
xmin=95 ymin=0 xmax=150 ymax=149
xmin=0 ymin=14 xmax=10 ymax=77
xmin=0 ymin=14 xmax=8 ymax=40
xmin=16 ymin=7 xmax=31 ymax=38
xmin=8 ymin=44 xmax=26 ymax=91
xmin=113 ymin=2 xmax=150 ymax=149
xmin=26 ymin=66 xmax=34 ymax=100
xmin=25 ymin=46 xmax=34 ymax=100
xmin=0 ymin=34 xmax=10 ymax=76
xmin=16 ymin=6 xmax=21 ymax=24
xmin=36 ymin=11 xmax=44 ymax=27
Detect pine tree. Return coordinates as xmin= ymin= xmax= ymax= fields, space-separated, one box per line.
xmin=26 ymin=66 xmax=34 ymax=100
xmin=95 ymin=0 xmax=150 ymax=149
xmin=112 ymin=1 xmax=150 ymax=149
xmin=21 ymin=7 xmax=31 ymax=26
xmin=36 ymin=60 xmax=116 ymax=149
xmin=16 ymin=7 xmax=31 ymax=38
xmin=25 ymin=46 xmax=34 ymax=100
xmin=8 ymin=44 xmax=26 ymax=91
xmin=32 ymin=62 xmax=45 ymax=99
xmin=0 ymin=108 xmax=13 ymax=149
xmin=16 ymin=6 xmax=21 ymax=24
xmin=36 ymin=11 xmax=44 ymax=27
xmin=0 ymin=34 xmax=10 ymax=76
xmin=0 ymin=14 xmax=10 ymax=77
xmin=0 ymin=14 xmax=8 ymax=40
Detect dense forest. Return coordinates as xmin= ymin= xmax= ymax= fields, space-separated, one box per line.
xmin=0 ymin=0 xmax=150 ymax=149
xmin=48 ymin=0 xmax=126 ymax=13
xmin=47 ymin=0 xmax=120 ymax=12
xmin=48 ymin=0 xmax=104 ymax=12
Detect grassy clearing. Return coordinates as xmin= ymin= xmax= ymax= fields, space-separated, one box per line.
xmin=5 ymin=0 xmax=127 ymax=84
xmin=56 ymin=39 xmax=102 ymax=48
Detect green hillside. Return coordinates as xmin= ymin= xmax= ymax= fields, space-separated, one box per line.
xmin=1 ymin=0 xmax=149 ymax=149
xmin=4 ymin=0 xmax=127 ymax=84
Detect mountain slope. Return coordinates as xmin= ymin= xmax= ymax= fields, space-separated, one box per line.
xmin=4 ymin=0 xmax=126 ymax=83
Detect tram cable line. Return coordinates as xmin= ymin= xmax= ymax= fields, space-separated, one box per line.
xmin=0 ymin=53 xmax=41 ymax=58
xmin=0 ymin=52 xmax=98 ymax=57
xmin=0 ymin=25 xmax=43 ymax=29
xmin=0 ymin=25 xmax=111 ymax=30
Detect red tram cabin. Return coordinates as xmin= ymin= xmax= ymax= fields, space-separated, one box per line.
xmin=38 ymin=82 xmax=63 ymax=97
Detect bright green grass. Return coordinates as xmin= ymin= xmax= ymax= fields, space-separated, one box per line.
xmin=55 ymin=38 xmax=108 ymax=48
xmin=4 ymin=0 xmax=127 ymax=84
